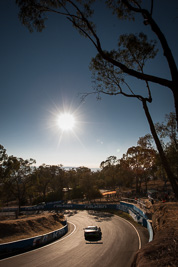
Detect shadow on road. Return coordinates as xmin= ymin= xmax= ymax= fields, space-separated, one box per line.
xmin=87 ymin=210 xmax=114 ymax=222
xmin=85 ymin=241 xmax=103 ymax=244
xmin=64 ymin=210 xmax=78 ymax=217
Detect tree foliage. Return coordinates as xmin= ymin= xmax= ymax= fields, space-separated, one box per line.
xmin=16 ymin=1 xmax=177 ymax=119
xmin=125 ymin=145 xmax=156 ymax=193
xmin=11 ymin=1 xmax=178 ymax=199
xmin=0 ymin=113 xmax=177 ymax=206
xmin=1 ymin=156 xmax=35 ymax=209
xmin=146 ymin=113 xmax=178 ymax=180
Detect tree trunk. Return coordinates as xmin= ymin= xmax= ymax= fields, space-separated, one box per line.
xmin=142 ymin=100 xmax=178 ymax=199
xmin=145 ymin=176 xmax=148 ymax=193
xmin=135 ymin=175 xmax=139 ymax=194
xmin=172 ymin=88 xmax=178 ymax=130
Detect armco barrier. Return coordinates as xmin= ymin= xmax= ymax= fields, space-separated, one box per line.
xmin=0 ymin=222 xmax=68 ymax=259
xmin=119 ymin=201 xmax=153 ymax=242
xmin=146 ymin=220 xmax=153 ymax=242
xmin=0 ymin=201 xmax=153 ymax=249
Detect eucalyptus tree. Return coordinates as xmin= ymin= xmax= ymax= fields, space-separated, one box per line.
xmin=74 ymin=166 xmax=101 ymax=200
xmin=118 ymin=156 xmax=135 ymax=188
xmin=0 ymin=145 xmax=8 ymax=205
xmin=48 ymin=165 xmax=65 ymax=200
xmin=15 ymin=0 xmax=178 ymax=197
xmin=0 ymin=145 xmax=7 ymax=163
xmin=65 ymin=168 xmax=82 ymax=199
xmin=0 ymin=145 xmax=7 ymax=181
xmin=146 ymin=112 xmax=178 ymax=179
xmin=100 ymin=156 xmax=118 ymax=188
xmin=155 ymin=112 xmax=178 ymax=150
xmin=125 ymin=146 xmax=144 ymax=193
xmin=76 ymin=166 xmax=92 ymax=199
xmin=92 ymin=170 xmax=105 ymax=190
xmin=16 ymin=0 xmax=178 ymax=125
xmin=34 ymin=164 xmax=52 ymax=201
xmin=125 ymin=144 xmax=156 ymax=193
xmin=2 ymin=156 xmax=35 ymax=209
xmin=90 ymin=33 xmax=178 ymax=197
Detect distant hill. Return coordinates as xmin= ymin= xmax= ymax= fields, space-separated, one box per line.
xmin=63 ymin=166 xmax=100 ymax=172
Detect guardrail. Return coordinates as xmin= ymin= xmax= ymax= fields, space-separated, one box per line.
xmin=0 ymin=221 xmax=68 ymax=259
xmin=121 ymin=197 xmax=148 ymax=210
xmin=119 ymin=201 xmax=153 ymax=242
xmin=0 ymin=200 xmax=153 ymax=255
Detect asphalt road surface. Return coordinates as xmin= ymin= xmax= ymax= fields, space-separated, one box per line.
xmin=0 ymin=210 xmax=149 ymax=267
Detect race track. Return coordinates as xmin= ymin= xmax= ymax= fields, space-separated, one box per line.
xmin=0 ymin=210 xmax=149 ymax=267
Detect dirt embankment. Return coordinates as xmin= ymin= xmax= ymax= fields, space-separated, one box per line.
xmin=0 ymin=212 xmax=65 ymax=244
xmin=132 ymin=202 xmax=178 ymax=267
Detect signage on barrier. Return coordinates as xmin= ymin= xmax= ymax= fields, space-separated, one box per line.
xmin=0 ymin=201 xmax=153 ymax=246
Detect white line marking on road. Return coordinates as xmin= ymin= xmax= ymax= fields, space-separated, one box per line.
xmin=0 ymin=222 xmax=76 ymax=261
xmin=119 ymin=217 xmax=142 ymax=249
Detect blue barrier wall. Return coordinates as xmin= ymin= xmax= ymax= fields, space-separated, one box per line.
xmin=146 ymin=220 xmax=153 ymax=242
xmin=0 ymin=201 xmax=153 ymax=249
xmin=0 ymin=222 xmax=68 ymax=259
xmin=119 ymin=201 xmax=153 ymax=242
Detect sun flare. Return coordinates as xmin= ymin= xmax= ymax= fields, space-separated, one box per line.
xmin=57 ymin=113 xmax=75 ymax=131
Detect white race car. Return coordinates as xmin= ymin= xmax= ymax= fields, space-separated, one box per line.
xmin=84 ymin=226 xmax=102 ymax=241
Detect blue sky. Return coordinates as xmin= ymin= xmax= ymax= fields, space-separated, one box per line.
xmin=0 ymin=1 xmax=177 ymax=168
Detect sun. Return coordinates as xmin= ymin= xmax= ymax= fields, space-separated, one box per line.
xmin=57 ymin=113 xmax=75 ymax=131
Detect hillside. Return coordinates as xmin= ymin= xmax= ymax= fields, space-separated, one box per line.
xmin=0 ymin=212 xmax=64 ymax=244
xmin=132 ymin=202 xmax=178 ymax=267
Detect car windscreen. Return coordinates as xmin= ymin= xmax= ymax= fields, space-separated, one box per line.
xmin=87 ymin=226 xmax=97 ymax=230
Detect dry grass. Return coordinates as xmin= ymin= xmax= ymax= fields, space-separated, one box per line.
xmin=132 ymin=202 xmax=178 ymax=267
xmin=0 ymin=212 xmax=64 ymax=244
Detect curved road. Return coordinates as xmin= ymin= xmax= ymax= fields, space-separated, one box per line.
xmin=0 ymin=210 xmax=148 ymax=267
